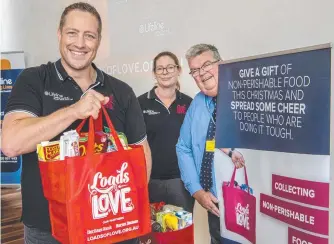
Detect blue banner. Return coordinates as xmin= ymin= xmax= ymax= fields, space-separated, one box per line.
xmin=216 ymin=48 xmax=331 ymax=155
xmin=1 ymin=69 xmax=23 ymax=184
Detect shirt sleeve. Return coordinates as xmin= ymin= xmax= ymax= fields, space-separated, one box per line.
xmin=176 ymin=99 xmax=203 ymax=196
xmin=4 ymin=67 xmax=43 ymax=117
xmin=125 ymin=89 xmax=147 ymax=145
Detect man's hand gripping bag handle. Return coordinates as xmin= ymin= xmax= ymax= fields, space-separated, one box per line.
xmin=76 ymin=106 xmax=125 ymax=156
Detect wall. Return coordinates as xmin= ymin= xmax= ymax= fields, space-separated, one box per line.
xmin=2 ymin=0 xmax=334 ymax=97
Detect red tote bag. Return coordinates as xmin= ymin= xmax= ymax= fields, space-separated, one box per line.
xmin=39 ymin=106 xmax=151 ymax=244
xmin=222 ymin=166 xmax=256 ymax=244
xmin=139 ymin=225 xmax=194 ymax=244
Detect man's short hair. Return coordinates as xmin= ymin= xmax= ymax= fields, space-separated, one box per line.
xmin=59 ymin=2 xmax=102 ymax=37
xmin=185 ymin=44 xmax=221 ymax=61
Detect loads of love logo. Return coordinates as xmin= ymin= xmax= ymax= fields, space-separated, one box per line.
xmin=88 ymin=162 xmax=134 ymax=219
xmin=236 ymin=203 xmax=250 ymax=230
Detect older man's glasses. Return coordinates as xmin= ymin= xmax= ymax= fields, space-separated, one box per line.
xmin=155 ymin=65 xmax=178 ymax=75
xmin=189 ymin=60 xmax=220 ymax=77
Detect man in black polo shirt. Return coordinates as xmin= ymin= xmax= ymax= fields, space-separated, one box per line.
xmin=1 ymin=2 xmax=151 ymax=244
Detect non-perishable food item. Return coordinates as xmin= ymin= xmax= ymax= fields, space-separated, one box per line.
xmin=151 ymin=220 xmax=162 ymax=232
xmin=150 ymin=202 xmax=166 ymax=221
xmin=175 ymin=211 xmax=193 ymax=228
xmin=155 ymin=210 xmax=193 ymax=232
xmin=111 ymin=132 xmax=130 ymax=150
xmin=150 ymin=206 xmax=157 ymax=221
xmin=38 ymin=130 xmax=80 ymax=162
xmin=162 ymin=204 xmax=183 ymax=213
xmin=156 ymin=212 xmax=172 ymax=232
xmin=37 ymin=141 xmax=61 ymax=161
xmin=78 ymin=131 xmax=108 ymax=156
xmin=104 ymin=127 xmax=130 ymax=150
xmin=163 ymin=213 xmax=179 ymax=231
xmin=60 ymin=130 xmax=80 ymax=159
xmin=151 ymin=202 xmax=166 ymax=212
xmin=155 ymin=211 xmax=172 ymax=232
xmin=78 ymin=130 xmax=130 ymax=155
xmin=38 ymin=128 xmax=131 ymax=161
xmin=156 ymin=211 xmax=166 ymax=225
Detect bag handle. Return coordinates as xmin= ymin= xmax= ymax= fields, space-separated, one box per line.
xmin=229 ymin=165 xmax=250 ymax=194
xmin=76 ymin=107 xmax=103 ymax=133
xmin=94 ymin=110 xmax=103 ymax=131
xmin=76 ymin=106 xmax=125 ymax=155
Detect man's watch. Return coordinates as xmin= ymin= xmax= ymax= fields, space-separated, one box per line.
xmin=228 ymin=148 xmax=235 ymax=158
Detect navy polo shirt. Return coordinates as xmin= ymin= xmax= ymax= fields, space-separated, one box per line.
xmin=4 ymin=59 xmax=147 ymax=231
xmin=138 ymin=87 xmax=192 ymax=180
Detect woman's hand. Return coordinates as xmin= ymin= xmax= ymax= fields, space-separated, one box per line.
xmin=231 ymin=150 xmax=245 ymax=168
xmin=219 ymin=148 xmax=245 ymax=168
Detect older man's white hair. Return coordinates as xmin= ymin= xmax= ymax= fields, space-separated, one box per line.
xmin=185 ymin=44 xmax=221 ymax=61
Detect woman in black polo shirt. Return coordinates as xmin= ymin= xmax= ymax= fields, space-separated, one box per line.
xmin=138 ymin=51 xmax=194 ymax=212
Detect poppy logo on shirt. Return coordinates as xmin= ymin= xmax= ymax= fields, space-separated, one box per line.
xmin=176 ymin=105 xmax=187 ymax=115
xmin=104 ymin=95 xmax=114 ymax=110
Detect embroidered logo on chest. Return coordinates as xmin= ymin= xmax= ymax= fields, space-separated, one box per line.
xmin=176 ymin=104 xmax=187 ymax=114
xmin=104 ymin=95 xmax=114 ymax=110
xmin=143 ymin=109 xmax=160 ymax=115
xmin=44 ymin=91 xmax=73 ymax=101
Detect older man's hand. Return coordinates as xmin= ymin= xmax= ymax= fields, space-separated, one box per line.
xmin=193 ymin=190 xmax=220 ymax=217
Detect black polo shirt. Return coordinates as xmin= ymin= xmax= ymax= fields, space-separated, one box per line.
xmin=4 ymin=59 xmax=147 ymax=231
xmin=138 ymin=87 xmax=192 ymax=180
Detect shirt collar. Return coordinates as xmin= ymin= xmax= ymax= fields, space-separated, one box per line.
xmin=176 ymin=89 xmax=182 ymax=99
xmin=54 ymin=59 xmax=105 ymax=86
xmin=147 ymin=86 xmax=182 ymax=100
xmin=206 ymin=95 xmax=217 ymax=102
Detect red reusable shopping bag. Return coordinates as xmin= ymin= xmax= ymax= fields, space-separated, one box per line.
xmin=139 ymin=225 xmax=194 ymax=244
xmin=154 ymin=225 xmax=194 ymax=244
xmin=222 ymin=166 xmax=256 ymax=244
xmin=39 ymin=107 xmax=151 ymax=244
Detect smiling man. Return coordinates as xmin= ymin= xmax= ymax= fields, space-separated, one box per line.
xmin=1 ymin=2 xmax=151 ymax=244
xmin=176 ymin=44 xmax=245 ymax=244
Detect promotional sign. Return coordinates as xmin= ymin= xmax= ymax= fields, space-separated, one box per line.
xmin=214 ymin=44 xmax=331 ymax=244
xmin=1 ymin=51 xmax=25 ymax=185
